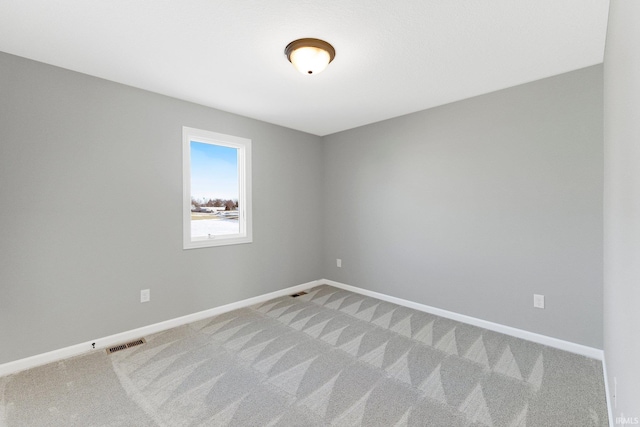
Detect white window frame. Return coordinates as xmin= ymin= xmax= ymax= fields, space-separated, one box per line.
xmin=183 ymin=126 xmax=252 ymax=249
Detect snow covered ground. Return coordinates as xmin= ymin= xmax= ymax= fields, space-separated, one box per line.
xmin=191 ymin=219 xmax=239 ymax=237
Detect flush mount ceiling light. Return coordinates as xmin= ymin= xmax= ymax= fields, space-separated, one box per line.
xmin=285 ymin=38 xmax=335 ymax=75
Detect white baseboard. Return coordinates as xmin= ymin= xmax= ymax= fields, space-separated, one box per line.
xmin=0 ymin=280 xmax=321 ymax=377
xmin=602 ymin=355 xmax=614 ymax=427
xmin=321 ymin=279 xmax=605 ymax=360
xmin=0 ymin=277 xmax=604 ymax=378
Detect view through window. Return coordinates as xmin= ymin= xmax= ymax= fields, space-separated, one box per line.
xmin=183 ymin=127 xmax=252 ymax=249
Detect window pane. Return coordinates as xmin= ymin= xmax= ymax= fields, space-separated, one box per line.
xmin=183 ymin=126 xmax=251 ymax=249
xmin=190 ymin=141 xmax=240 ymax=239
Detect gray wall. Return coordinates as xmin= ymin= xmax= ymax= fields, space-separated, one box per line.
xmin=0 ymin=50 xmax=605 ymax=366
xmin=0 ymin=52 xmax=324 ymax=364
xmin=604 ymin=1 xmax=640 ymax=417
xmin=322 ymin=66 xmax=603 ymax=348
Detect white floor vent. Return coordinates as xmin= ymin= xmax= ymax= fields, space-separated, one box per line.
xmin=106 ymin=338 xmax=146 ymax=354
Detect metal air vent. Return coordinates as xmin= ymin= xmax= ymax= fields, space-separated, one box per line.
xmin=106 ymin=338 xmax=146 ymax=354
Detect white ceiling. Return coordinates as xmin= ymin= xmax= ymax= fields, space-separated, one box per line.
xmin=0 ymin=0 xmax=610 ymax=136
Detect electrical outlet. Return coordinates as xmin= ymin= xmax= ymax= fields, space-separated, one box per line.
xmin=141 ymin=289 xmax=150 ymax=303
xmin=533 ymin=294 xmax=544 ymax=309
xmin=337 ymin=259 xmax=342 ymax=268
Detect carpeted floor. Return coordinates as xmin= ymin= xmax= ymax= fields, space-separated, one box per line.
xmin=0 ymin=285 xmax=608 ymax=426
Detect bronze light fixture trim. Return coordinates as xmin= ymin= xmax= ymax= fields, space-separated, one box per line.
xmin=285 ymin=38 xmax=336 ymax=75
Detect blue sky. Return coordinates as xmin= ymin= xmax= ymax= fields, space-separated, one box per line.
xmin=190 ymin=141 xmax=238 ymax=201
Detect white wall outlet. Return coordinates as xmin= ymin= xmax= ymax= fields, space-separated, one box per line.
xmin=336 ymin=259 xmax=342 ymax=268
xmin=533 ymin=294 xmax=545 ymax=309
xmin=141 ymin=289 xmax=150 ymax=303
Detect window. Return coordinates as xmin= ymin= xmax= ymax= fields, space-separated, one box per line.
xmin=183 ymin=127 xmax=252 ymax=249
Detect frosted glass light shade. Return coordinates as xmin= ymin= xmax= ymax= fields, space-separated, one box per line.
xmin=290 ymin=46 xmax=331 ymax=75
xmin=285 ymin=38 xmax=335 ymax=75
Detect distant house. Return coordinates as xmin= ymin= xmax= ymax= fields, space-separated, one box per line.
xmin=191 ymin=206 xmax=227 ymax=213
